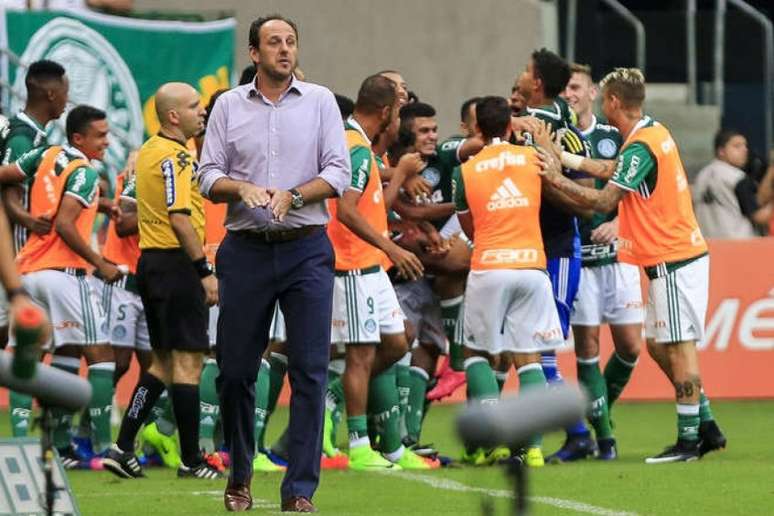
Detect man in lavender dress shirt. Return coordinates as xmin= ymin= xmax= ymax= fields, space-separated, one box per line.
xmin=198 ymin=15 xmax=349 ymax=513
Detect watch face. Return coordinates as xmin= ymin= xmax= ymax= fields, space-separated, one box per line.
xmin=292 ymin=192 xmax=304 ymax=208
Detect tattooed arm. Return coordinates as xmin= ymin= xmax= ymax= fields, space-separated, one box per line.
xmin=537 ymin=147 xmax=627 ymax=214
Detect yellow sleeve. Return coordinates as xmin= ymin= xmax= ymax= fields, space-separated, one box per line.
xmin=162 ymin=154 xmax=193 ymax=214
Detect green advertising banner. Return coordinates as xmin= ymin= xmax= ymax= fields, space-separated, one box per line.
xmin=0 ymin=8 xmax=235 ymax=174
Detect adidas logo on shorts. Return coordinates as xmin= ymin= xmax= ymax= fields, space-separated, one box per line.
xmin=487 ymin=178 xmax=528 ymax=211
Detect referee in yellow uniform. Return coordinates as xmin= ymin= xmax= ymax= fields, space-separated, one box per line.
xmin=103 ymin=83 xmax=221 ymax=480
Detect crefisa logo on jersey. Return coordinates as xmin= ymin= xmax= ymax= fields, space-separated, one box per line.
xmin=11 ymin=18 xmax=143 ymax=174
xmin=596 ymin=138 xmax=618 ymax=159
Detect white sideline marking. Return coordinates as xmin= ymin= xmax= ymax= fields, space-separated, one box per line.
xmin=387 ymin=471 xmax=637 ymax=516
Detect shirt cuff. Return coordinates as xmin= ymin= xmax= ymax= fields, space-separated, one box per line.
xmin=608 ymin=179 xmax=636 ymax=193
xmin=319 ymin=168 xmax=350 ymax=197
xmin=198 ymin=170 xmax=229 ymax=199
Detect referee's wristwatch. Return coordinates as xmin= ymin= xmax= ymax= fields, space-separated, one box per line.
xmin=289 ymin=188 xmax=305 ymax=209
xmin=193 ymin=258 xmax=214 ymax=278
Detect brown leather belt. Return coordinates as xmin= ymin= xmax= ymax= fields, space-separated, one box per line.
xmin=231 ymin=225 xmax=325 ymax=244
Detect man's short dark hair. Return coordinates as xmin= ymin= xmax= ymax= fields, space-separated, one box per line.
xmin=249 ymin=15 xmax=298 ymax=49
xmin=66 ymin=105 xmax=106 ymax=141
xmin=460 ymin=97 xmax=482 ymax=125
xmin=25 ymin=60 xmax=66 ymax=96
xmin=354 ymin=75 xmax=396 ymax=115
xmin=397 ymin=102 xmax=435 ymax=147
xmin=531 ymin=48 xmax=570 ymax=99
xmin=714 ymin=128 xmax=745 ymax=154
xmin=239 ymin=64 xmax=256 ymax=85
xmin=475 ymin=96 xmax=511 ymax=140
xmin=399 ymin=102 xmax=435 ymax=123
xmin=335 ymin=94 xmax=354 ymax=120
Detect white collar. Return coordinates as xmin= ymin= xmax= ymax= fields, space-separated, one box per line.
xmin=580 ymin=115 xmax=597 ymax=137
xmin=62 ymin=143 xmax=88 ymax=161
xmin=347 ymin=116 xmax=371 ymax=146
xmin=17 ymin=112 xmax=47 ymax=136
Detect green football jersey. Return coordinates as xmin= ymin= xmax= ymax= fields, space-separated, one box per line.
xmin=420 ymin=135 xmax=463 ymax=205
xmin=0 ymin=112 xmax=49 ymax=252
xmin=579 ymin=116 xmax=623 ymax=267
xmin=15 ymin=145 xmax=100 ymax=207
xmin=418 ymin=135 xmax=463 ymax=229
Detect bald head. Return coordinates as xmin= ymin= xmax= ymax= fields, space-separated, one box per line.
xmin=154 ymin=82 xmax=205 ymax=140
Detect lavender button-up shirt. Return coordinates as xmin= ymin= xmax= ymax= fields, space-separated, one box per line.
xmin=198 ymin=77 xmax=350 ymax=231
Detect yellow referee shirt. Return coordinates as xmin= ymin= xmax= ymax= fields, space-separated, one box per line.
xmin=136 ymin=134 xmax=205 ymax=249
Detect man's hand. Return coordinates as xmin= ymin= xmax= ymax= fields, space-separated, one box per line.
xmin=97 ymin=259 xmax=123 ymax=283
xmin=590 ymin=219 xmax=618 ymax=244
xmin=386 ymin=243 xmax=424 ymax=281
xmin=27 ymin=214 xmax=52 ymax=235
xmin=536 ymin=147 xmax=564 ymax=187
xmin=511 ymin=115 xmax=542 ymax=141
xmin=267 ymin=188 xmax=293 ymax=222
xmin=397 ymin=152 xmax=424 ymax=177
xmin=403 ymin=175 xmax=432 ymax=203
xmin=532 ymin=120 xmax=562 ymax=159
xmin=237 ymin=182 xmax=271 ymax=209
xmin=201 ymin=275 xmax=218 ymax=306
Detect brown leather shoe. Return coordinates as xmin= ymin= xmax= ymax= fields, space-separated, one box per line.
xmin=224 ymin=483 xmax=252 ymax=512
xmin=281 ymin=496 xmax=317 ymax=512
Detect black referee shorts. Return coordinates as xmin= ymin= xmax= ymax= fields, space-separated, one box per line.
xmin=137 ymin=249 xmax=209 ymax=352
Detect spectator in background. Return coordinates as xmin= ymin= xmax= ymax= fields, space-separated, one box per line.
xmin=757 ymin=149 xmax=774 ymax=236
xmin=335 ymin=94 xmax=354 ymax=120
xmin=693 ymin=129 xmax=771 ymax=238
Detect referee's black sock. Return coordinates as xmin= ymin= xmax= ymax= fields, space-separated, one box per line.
xmin=170 ymin=383 xmax=201 ymax=467
xmin=117 ymin=372 xmax=166 ymax=453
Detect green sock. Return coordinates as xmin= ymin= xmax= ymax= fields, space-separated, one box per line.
xmin=347 ymin=415 xmax=369 ymax=448
xmin=254 ymin=359 xmax=271 ymax=451
xmin=577 ymin=357 xmax=613 ymax=440
xmin=395 ymin=353 xmax=411 ymax=438
xmin=405 ymin=366 xmax=429 ymax=443
xmin=50 ymin=357 xmax=81 ymax=450
xmin=699 ymin=390 xmax=714 ymax=423
xmin=604 ymin=352 xmax=636 ymax=407
xmin=76 ymin=409 xmax=91 ymax=438
xmin=518 ymin=364 xmax=548 ymax=448
xmin=9 ymin=391 xmax=33 ymax=437
xmin=198 ymin=359 xmax=220 ymax=453
xmin=464 ymin=357 xmax=499 ymax=404
xmin=87 ymin=363 xmax=115 ymax=454
xmin=327 ymin=359 xmax=345 ymax=442
xmin=152 ymin=391 xmax=176 ymax=436
xmin=268 ymin=353 xmax=288 ymax=414
xmin=367 ymin=365 xmax=402 ymax=454
xmin=441 ymin=296 xmax=464 ymax=371
xmin=495 ymin=370 xmax=508 ymax=393
xmin=677 ymin=403 xmax=700 ymax=442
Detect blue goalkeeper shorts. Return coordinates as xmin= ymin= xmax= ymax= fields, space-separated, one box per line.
xmin=546 ymin=256 xmax=581 ymax=340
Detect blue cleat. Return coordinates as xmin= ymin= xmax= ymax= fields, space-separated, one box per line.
xmin=547 ymin=433 xmax=597 ymax=463
xmin=72 ymin=436 xmax=95 ymax=461
xmin=596 ymin=438 xmax=618 ymax=460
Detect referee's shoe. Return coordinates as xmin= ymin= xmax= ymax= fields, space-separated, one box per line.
xmin=104 ymin=444 xmax=221 ymax=479
xmin=103 ymin=445 xmax=145 ymax=478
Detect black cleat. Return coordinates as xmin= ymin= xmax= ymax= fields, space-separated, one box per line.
xmin=645 ymin=439 xmax=700 ymax=464
xmin=698 ymin=420 xmax=727 ymax=457
xmin=596 ymin=438 xmax=618 ymax=461
xmin=102 ymin=444 xmax=145 ymax=478
xmin=402 ymin=436 xmax=438 ymax=459
xmin=546 ymin=434 xmax=597 ymax=463
xmin=56 ymin=445 xmax=83 ymax=470
xmin=177 ymin=458 xmax=222 ymax=479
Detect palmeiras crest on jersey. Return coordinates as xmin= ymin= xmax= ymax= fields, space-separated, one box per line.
xmin=11 ymin=17 xmax=143 ymax=173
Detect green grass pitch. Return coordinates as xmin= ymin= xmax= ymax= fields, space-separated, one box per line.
xmin=3 ymin=400 xmax=772 ymax=515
